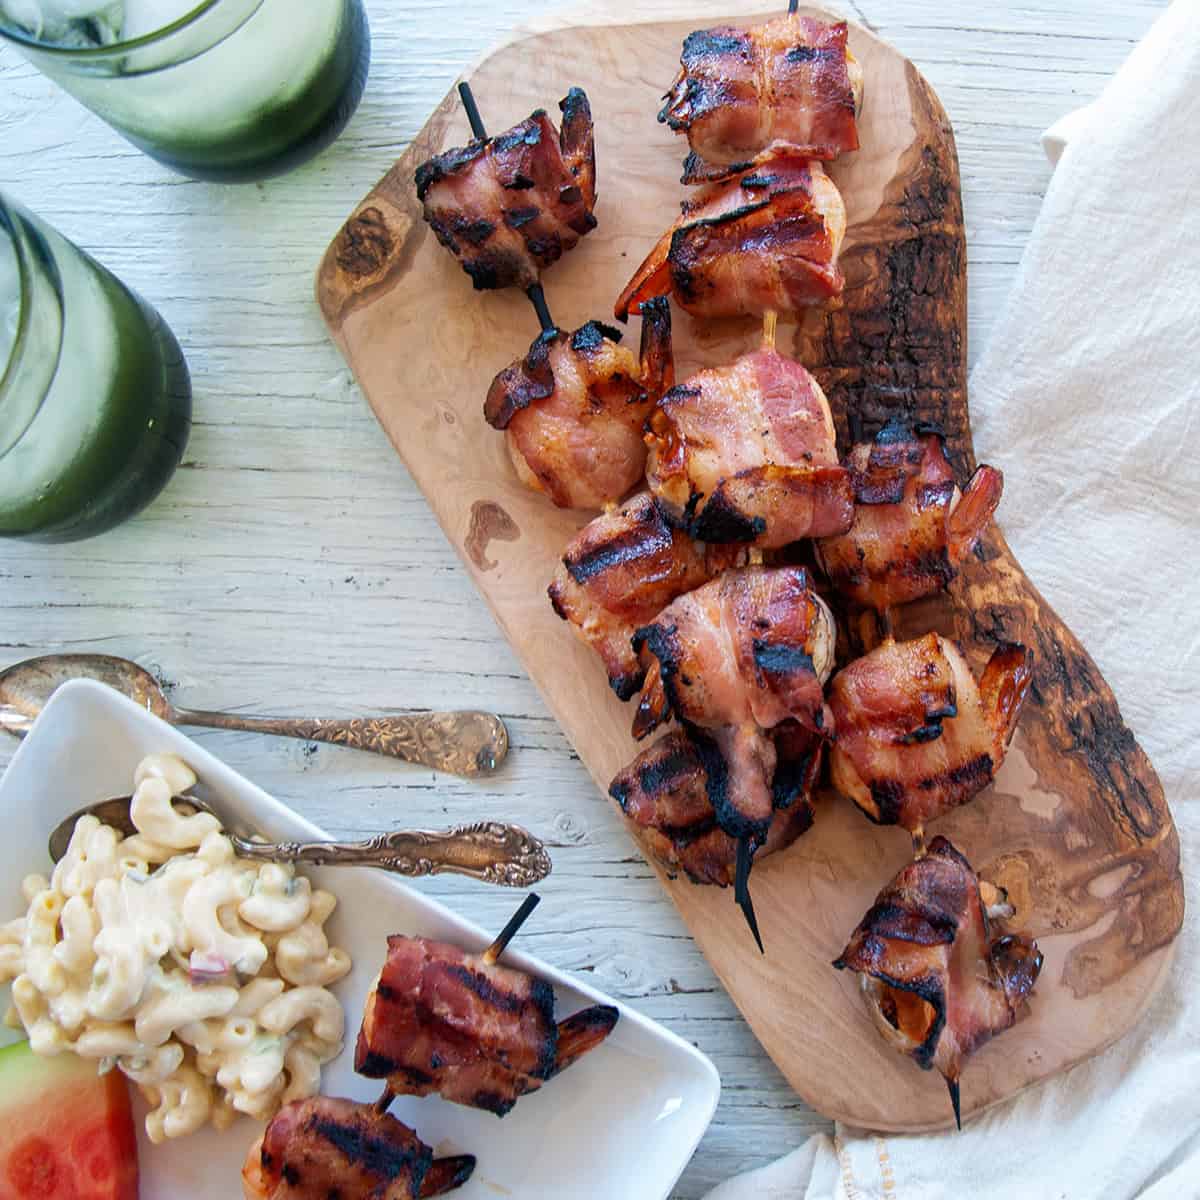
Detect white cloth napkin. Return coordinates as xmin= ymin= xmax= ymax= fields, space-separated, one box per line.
xmin=705 ymin=2 xmax=1200 ymax=1196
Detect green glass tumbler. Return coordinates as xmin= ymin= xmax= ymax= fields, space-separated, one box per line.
xmin=0 ymin=0 xmax=370 ymax=182
xmin=0 ymin=194 xmax=191 ymax=542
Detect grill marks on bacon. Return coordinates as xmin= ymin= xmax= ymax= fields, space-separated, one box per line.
xmin=610 ymin=723 xmax=820 ymax=885
xmin=548 ymin=492 xmax=736 ymax=699
xmin=828 ymin=634 xmax=1034 ymax=832
xmin=242 ymin=1096 xmax=474 ymax=1200
xmin=631 ymin=566 xmax=834 ymax=841
xmin=355 ymin=937 xmax=618 ymax=1117
xmin=817 ymin=419 xmax=1004 ymax=611
xmin=615 ymin=154 xmax=846 ymax=321
xmin=416 ymin=88 xmax=597 ymax=292
xmin=834 ymin=837 xmax=1043 ymax=1102
xmin=486 ymin=299 xmax=674 ymax=510
xmin=660 ymin=16 xmax=861 ymax=177
xmin=645 ymin=348 xmax=853 ymax=548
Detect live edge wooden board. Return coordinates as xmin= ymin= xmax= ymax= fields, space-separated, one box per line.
xmin=317 ymin=6 xmax=1183 ymax=1131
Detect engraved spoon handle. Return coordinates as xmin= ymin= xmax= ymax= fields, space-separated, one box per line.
xmin=172 ymin=709 xmax=508 ymax=776
xmin=230 ymin=823 xmax=551 ymax=888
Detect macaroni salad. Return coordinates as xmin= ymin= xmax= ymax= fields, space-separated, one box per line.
xmin=0 ymin=753 xmax=352 ymax=1143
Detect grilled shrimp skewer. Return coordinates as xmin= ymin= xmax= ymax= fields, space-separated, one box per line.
xmin=660 ymin=13 xmax=863 ymax=179
xmin=630 ymin=565 xmax=836 ymax=948
xmin=487 ymin=300 xmax=674 ymax=510
xmin=416 ymin=85 xmax=596 ymax=296
xmin=827 ymin=633 xmax=1033 ymax=843
xmin=835 ymin=837 xmax=1043 ymax=1128
xmin=616 ymin=151 xmax=847 ymax=322
xmin=644 ymin=338 xmax=852 ymax=548
xmin=816 ymin=417 xmax=1003 ymax=616
xmin=355 ymin=898 xmax=618 ymax=1117
xmin=242 ymin=1097 xmax=475 ymax=1200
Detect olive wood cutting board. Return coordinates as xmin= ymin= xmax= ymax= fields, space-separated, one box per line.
xmin=316 ymin=5 xmax=1183 ymax=1130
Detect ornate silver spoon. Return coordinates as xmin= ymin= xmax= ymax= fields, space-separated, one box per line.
xmin=48 ymin=794 xmax=550 ymax=889
xmin=0 ymin=653 xmax=508 ymax=777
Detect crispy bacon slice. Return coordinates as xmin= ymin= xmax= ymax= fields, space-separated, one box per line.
xmin=416 ymin=88 xmax=596 ymax=292
xmin=828 ymin=634 xmax=1034 ymax=833
xmin=816 ymin=418 xmax=1004 ymax=611
xmin=660 ymin=16 xmax=863 ymax=176
xmin=615 ymin=153 xmax=845 ymax=321
xmin=834 ymin=836 xmax=1043 ymax=1126
xmin=631 ymin=565 xmax=835 ymax=842
xmin=548 ymin=492 xmax=742 ymax=699
xmin=645 ymin=347 xmax=853 ymax=548
xmin=241 ymin=1096 xmax=475 ymax=1200
xmin=355 ymin=936 xmax=618 ymax=1117
xmin=486 ymin=299 xmax=673 ymax=510
xmin=610 ymin=722 xmax=820 ymax=886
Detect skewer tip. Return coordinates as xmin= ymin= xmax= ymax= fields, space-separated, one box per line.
xmin=457 ymin=80 xmax=488 ymax=141
xmin=762 ymin=309 xmax=779 ymax=352
xmin=526 ymin=282 xmax=557 ymax=334
xmin=734 ymin=837 xmax=765 ymax=955
xmin=911 ymin=824 xmax=927 ymax=856
xmin=847 ymin=409 xmax=864 ymax=446
xmin=373 ymin=1086 xmax=395 ymax=1116
xmin=878 ymin=606 xmax=895 ymax=643
xmin=947 ymin=1077 xmax=962 ymax=1130
xmin=483 ymin=893 xmax=541 ymax=965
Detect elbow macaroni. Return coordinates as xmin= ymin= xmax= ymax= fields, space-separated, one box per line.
xmin=2 ymin=753 xmax=350 ymax=1142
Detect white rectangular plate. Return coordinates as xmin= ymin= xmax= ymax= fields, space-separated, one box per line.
xmin=0 ymin=679 xmax=719 ymax=1199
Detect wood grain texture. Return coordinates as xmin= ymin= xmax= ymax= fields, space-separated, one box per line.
xmin=0 ymin=0 xmax=1171 ymax=1191
xmin=316 ymin=7 xmax=1181 ymax=1130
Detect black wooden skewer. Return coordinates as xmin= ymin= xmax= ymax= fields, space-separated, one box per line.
xmin=734 ymin=837 xmax=765 ymax=954
xmin=374 ymin=895 xmax=540 ymax=1110
xmin=847 ymin=410 xmax=864 ymax=445
xmin=527 ymin=282 xmax=556 ymax=334
xmin=483 ymin=893 xmax=541 ymax=966
xmin=458 ymin=80 xmax=488 ymax=140
xmin=788 ymin=0 xmax=799 ymax=13
xmin=948 ymin=1077 xmax=962 ymax=1131
xmin=457 ymin=80 xmax=558 ymax=336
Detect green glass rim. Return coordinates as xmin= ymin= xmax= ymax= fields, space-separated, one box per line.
xmin=0 ymin=0 xmax=220 ymax=56
xmin=0 ymin=194 xmax=63 ymax=461
xmin=0 ymin=197 xmax=33 ymax=402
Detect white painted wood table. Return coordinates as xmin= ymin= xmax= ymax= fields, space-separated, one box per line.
xmin=0 ymin=1 xmax=1168 ymax=1194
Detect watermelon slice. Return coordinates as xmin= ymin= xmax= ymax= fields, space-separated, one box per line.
xmin=0 ymin=1040 xmax=138 ymax=1200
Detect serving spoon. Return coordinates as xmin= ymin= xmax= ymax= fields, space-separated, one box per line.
xmin=48 ymin=793 xmax=551 ymax=888
xmin=0 ymin=654 xmax=508 ymax=777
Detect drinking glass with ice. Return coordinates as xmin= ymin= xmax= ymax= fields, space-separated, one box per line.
xmin=0 ymin=0 xmax=370 ymax=180
xmin=0 ymin=193 xmax=192 ymax=541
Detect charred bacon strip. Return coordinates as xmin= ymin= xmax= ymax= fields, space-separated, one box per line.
xmin=355 ymin=935 xmax=618 ymax=1117
xmin=241 ymin=1096 xmax=475 ymax=1200
xmin=632 ymin=565 xmax=835 ymax=844
xmin=615 ymin=153 xmax=845 ymax=321
xmin=816 ymin=418 xmax=1004 ymax=611
xmin=486 ymin=299 xmax=674 ymax=510
xmin=416 ymin=88 xmax=597 ymax=292
xmin=828 ymin=634 xmax=1034 ymax=834
xmin=660 ymin=16 xmax=862 ymax=177
xmin=645 ymin=347 xmax=853 ymax=548
xmin=834 ymin=837 xmax=1043 ymax=1127
xmin=548 ymin=492 xmax=743 ymax=699
xmin=609 ymin=722 xmax=820 ymax=886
